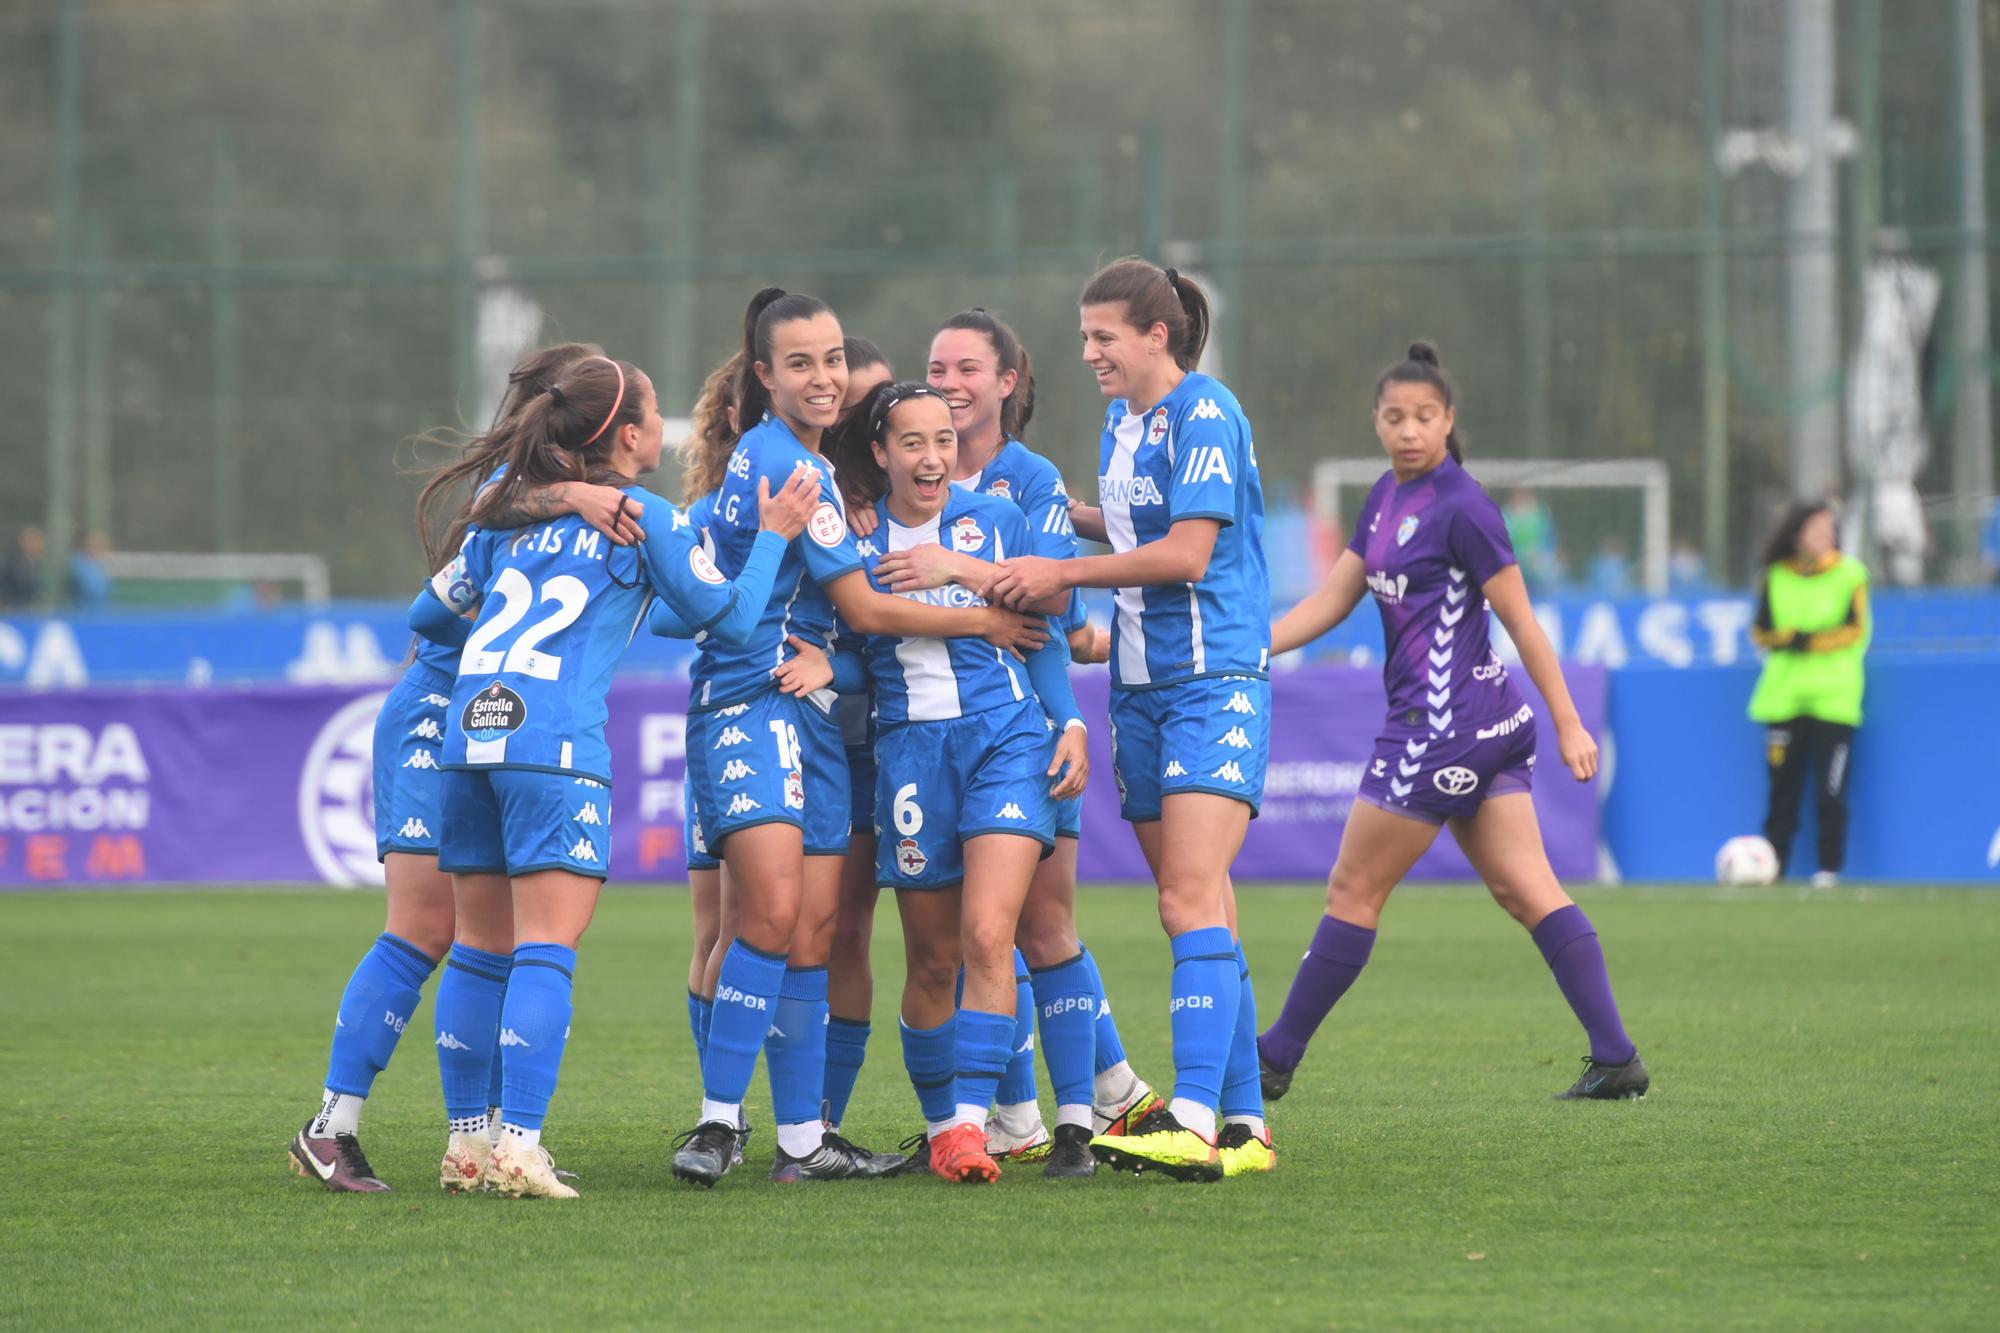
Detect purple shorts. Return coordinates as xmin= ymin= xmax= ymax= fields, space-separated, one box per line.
xmin=1356 ymin=702 xmax=1537 ymax=825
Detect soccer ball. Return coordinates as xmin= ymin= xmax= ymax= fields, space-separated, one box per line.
xmin=1714 ymin=835 xmax=1779 ymax=886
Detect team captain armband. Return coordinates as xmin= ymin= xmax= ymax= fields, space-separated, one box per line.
xmin=429 ymin=550 xmax=481 ymax=616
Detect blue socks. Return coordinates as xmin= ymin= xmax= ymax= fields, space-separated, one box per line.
xmin=765 ymin=965 xmax=829 ymax=1128
xmin=704 ymin=939 xmax=785 ymax=1104
xmin=498 ymin=942 xmax=575 ymax=1132
xmin=324 ymin=933 xmax=436 ymax=1098
xmin=1219 ymin=941 xmax=1264 ymax=1126
xmin=823 ymin=1016 xmax=871 ymax=1128
xmin=995 ymin=950 xmax=1038 ymax=1108
xmin=954 ymin=1008 xmax=1016 ymax=1124
xmin=1029 ymin=951 xmax=1097 ymax=1115
xmin=1079 ymin=946 xmax=1126 ymax=1075
xmin=1166 ymin=925 xmax=1240 ymax=1133
xmin=899 ymin=1016 xmax=958 ymax=1126
xmin=434 ymin=942 xmax=509 ymax=1124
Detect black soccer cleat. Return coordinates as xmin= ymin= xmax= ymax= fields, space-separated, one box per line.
xmin=290 ymin=1124 xmax=391 ymax=1193
xmin=1042 ymin=1123 xmax=1097 ymax=1179
xmin=1554 ymin=1052 xmax=1650 ymax=1101
xmin=882 ymin=1131 xmax=931 ymax=1178
xmin=1258 ymin=1046 xmax=1296 ymax=1103
xmin=768 ymin=1130 xmax=905 ymax=1182
xmin=670 ymin=1120 xmax=742 ymax=1187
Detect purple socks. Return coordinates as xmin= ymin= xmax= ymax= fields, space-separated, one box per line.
xmin=1257 ymin=915 xmax=1376 ymax=1072
xmin=1531 ymin=905 xmax=1636 ymax=1066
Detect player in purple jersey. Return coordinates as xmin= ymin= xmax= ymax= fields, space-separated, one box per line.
xmin=1256 ymin=342 xmax=1647 ymax=1103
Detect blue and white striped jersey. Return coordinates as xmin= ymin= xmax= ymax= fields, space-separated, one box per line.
xmin=689 ymin=414 xmax=863 ymax=713
xmin=857 ymin=489 xmax=1034 ymax=725
xmin=1096 ymin=372 xmax=1269 ymax=690
xmin=955 ymin=437 xmax=1087 ymax=633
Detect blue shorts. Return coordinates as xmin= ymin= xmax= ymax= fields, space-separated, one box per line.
xmin=875 ymin=697 xmax=1056 ymax=891
xmin=684 ymin=690 xmax=850 ymax=859
xmin=438 ymin=768 xmax=612 ymax=880
xmin=683 ymin=769 xmax=719 ymax=873
xmin=1356 ymin=700 xmax=1537 ymax=824
xmin=373 ymin=664 xmax=454 ymax=860
xmin=1108 ymin=675 xmax=1271 ymax=821
xmin=848 ymin=745 xmax=877 ymax=840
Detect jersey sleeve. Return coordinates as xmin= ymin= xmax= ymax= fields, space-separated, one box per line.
xmin=1448 ymin=489 xmax=1518 ymax=587
xmin=795 ymin=462 xmax=865 ymax=586
xmin=636 ymin=491 xmax=742 ymax=634
xmin=1019 ymin=457 xmax=1080 ymax=561
xmin=1347 ymin=478 xmax=1387 ymax=559
xmin=990 ymin=502 xmax=1032 ymax=567
xmin=1167 ymin=401 xmax=1247 ymax=527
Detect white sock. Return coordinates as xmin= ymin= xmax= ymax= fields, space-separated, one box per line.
xmin=1093 ymin=1060 xmax=1138 ymax=1112
xmin=449 ymin=1112 xmax=489 ymax=1137
xmin=992 ymin=1100 xmax=1041 ymax=1136
xmin=954 ymin=1103 xmax=989 ymax=1132
xmin=925 ymin=1117 xmax=958 ymax=1140
xmin=502 ymin=1122 xmax=540 ymax=1150
xmin=699 ymin=1097 xmax=741 ymax=1129
xmin=1168 ymin=1097 xmax=1217 ymax=1142
xmin=776 ymin=1121 xmax=824 ymax=1157
xmin=311 ymin=1089 xmax=362 ymax=1138
xmin=1223 ymin=1113 xmax=1266 ymax=1140
xmin=1055 ymin=1103 xmax=1093 ymax=1131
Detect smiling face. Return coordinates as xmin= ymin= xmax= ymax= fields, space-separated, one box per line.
xmin=871 ymin=395 xmax=958 ymax=526
xmin=1373 ymin=379 xmax=1455 ymax=480
xmin=927 ymin=327 xmax=1016 ymax=454
xmin=841 ymin=361 xmax=893 ymax=422
xmin=757 ymin=311 xmax=848 ymax=438
xmin=1078 ymin=301 xmax=1167 ymax=404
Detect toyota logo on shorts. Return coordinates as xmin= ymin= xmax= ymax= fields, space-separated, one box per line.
xmin=1432 ymin=765 xmax=1479 ymax=797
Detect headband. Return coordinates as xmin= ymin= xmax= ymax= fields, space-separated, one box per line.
xmin=868 ymin=382 xmax=948 ymax=439
xmin=579 ymin=356 xmax=627 ymax=447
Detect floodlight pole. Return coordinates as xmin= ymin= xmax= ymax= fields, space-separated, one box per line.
xmin=452 ymin=0 xmax=483 ymax=428
xmin=1950 ymin=0 xmax=1993 ymax=578
xmin=42 ymin=0 xmax=82 ymax=604
xmin=1782 ymin=0 xmax=1842 ymax=500
xmin=1699 ymin=0 xmax=1731 ymax=578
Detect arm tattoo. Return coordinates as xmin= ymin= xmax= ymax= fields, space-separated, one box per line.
xmin=483 ymin=485 xmax=569 ymax=528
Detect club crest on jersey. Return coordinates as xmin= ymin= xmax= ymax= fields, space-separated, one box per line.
xmin=985 ymin=479 xmax=1011 ymax=499
xmin=462 ymin=682 xmax=526 ymax=740
xmin=1397 ymin=515 xmax=1421 ymax=546
xmin=896 ymin=837 xmax=928 ymax=877
xmin=784 ymin=769 xmax=805 ymax=810
xmin=1146 ymin=406 xmax=1169 ymax=447
xmin=807 ymin=502 xmax=847 ymax=547
xmin=688 ymin=547 xmax=725 ymax=585
xmin=950 ymin=516 xmax=985 ymax=554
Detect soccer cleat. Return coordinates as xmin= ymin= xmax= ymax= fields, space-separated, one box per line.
xmin=1809 ymin=871 xmax=1839 ymax=890
xmin=986 ymin=1116 xmax=1052 ymax=1164
xmin=670 ymin=1120 xmax=741 ymax=1188
xmin=1259 ymin=1048 xmax=1296 ymax=1102
xmin=1216 ymin=1122 xmax=1277 ymax=1177
xmin=883 ymin=1132 xmax=931 ymax=1178
xmin=928 ymin=1122 xmax=1001 ymax=1184
xmin=439 ymin=1132 xmax=493 ymax=1193
xmin=1042 ymin=1123 xmax=1097 ymax=1179
xmin=769 ymin=1130 xmax=905 ymax=1182
xmin=1092 ymin=1081 xmax=1164 ymax=1138
xmin=1089 ymin=1109 xmax=1223 ymax=1183
xmin=483 ymin=1138 xmax=578 ymax=1199
xmin=289 ymin=1124 xmax=390 ymax=1193
xmin=1555 ymin=1052 xmax=1650 ymax=1101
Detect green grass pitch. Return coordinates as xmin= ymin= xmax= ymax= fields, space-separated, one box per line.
xmin=2 ymin=884 xmax=1994 ymax=1329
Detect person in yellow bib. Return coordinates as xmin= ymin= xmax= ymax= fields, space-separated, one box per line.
xmin=1747 ymin=502 xmax=1869 ymax=887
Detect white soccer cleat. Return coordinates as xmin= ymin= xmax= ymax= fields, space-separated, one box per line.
xmin=985 ymin=1115 xmax=1052 ymax=1164
xmin=483 ymin=1139 xmax=578 ymax=1199
xmin=439 ymin=1132 xmax=493 ymax=1193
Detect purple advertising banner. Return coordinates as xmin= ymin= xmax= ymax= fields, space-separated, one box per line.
xmin=0 ymin=665 xmax=1602 ymax=889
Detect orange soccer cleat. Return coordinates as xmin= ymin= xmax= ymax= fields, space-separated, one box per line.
xmin=927 ymin=1122 xmax=1000 ymax=1184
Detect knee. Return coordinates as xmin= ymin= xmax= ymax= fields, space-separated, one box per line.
xmin=904 ymin=946 xmax=958 ymax=1005
xmin=1015 ymin=918 xmax=1075 ymax=969
xmin=961 ymin=916 xmax=1015 ymax=974
xmin=1155 ymin=874 xmax=1222 ymax=936
xmin=737 ymin=901 xmax=799 ymax=956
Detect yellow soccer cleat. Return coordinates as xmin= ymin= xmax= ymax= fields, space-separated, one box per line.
xmin=1093 ymin=1082 xmax=1164 ymax=1139
xmin=483 ymin=1138 xmax=578 ymax=1199
xmin=1216 ymin=1122 xmax=1276 ymax=1177
xmin=1088 ymin=1111 xmax=1222 ymax=1183
xmin=439 ymin=1132 xmax=492 ymax=1193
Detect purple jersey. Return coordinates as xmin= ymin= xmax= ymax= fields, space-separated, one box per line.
xmin=1349 ymin=457 xmax=1526 ymax=737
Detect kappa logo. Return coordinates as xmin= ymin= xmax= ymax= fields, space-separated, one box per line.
xmin=1146 ymin=405 xmax=1170 ymax=446
xmin=856 ymin=538 xmax=880 ymax=558
xmin=1475 ymin=704 xmax=1535 ymax=741
xmin=1211 ymin=760 xmax=1246 ymax=783
xmin=422 ymin=692 xmax=452 ymax=708
xmin=1433 ymin=766 xmax=1479 ymax=797
xmin=574 ymin=776 xmax=604 ymax=787
xmin=499 ymin=1028 xmax=530 ymax=1048
xmin=726 ymin=792 xmax=762 ymax=816
xmin=950 ymin=515 xmax=986 ymax=554
xmin=573 ymin=803 xmax=602 ymax=825
xmin=1190 ymin=397 xmax=1226 ymax=421
xmin=896 ymin=837 xmax=928 ymax=877
xmin=409 ymin=718 xmax=443 ymax=741
xmin=436 ymin=1031 xmax=471 ymax=1051
xmin=715 ymin=702 xmax=751 ymax=719
xmin=567 ymin=837 xmax=598 ymax=863
xmin=1220 ymin=726 xmax=1252 ymax=750
xmin=714 ymin=726 xmax=752 ymax=748
xmin=1223 ymin=691 xmax=1257 ymax=716
xmin=719 ymin=758 xmax=757 ymax=783
xmin=997 ymin=802 xmax=1026 ymax=821
xmin=783 ymin=769 xmax=805 ymax=810
xmin=402 ymin=750 xmax=438 ymax=770
xmin=397 ymin=817 xmax=432 ymax=839
xmin=1164 ymin=760 xmax=1188 ymax=777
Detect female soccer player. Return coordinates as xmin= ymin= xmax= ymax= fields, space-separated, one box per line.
xmin=1254 ymin=342 xmax=1647 ymax=1104
xmin=988 ymin=260 xmax=1270 ymax=1182
xmin=1747 ymin=501 xmax=1869 ymax=887
xmin=289 ymin=343 xmax=641 ymax=1193
xmin=868 ymin=309 xmax=1159 ymax=1170
xmin=802 ymin=380 xmax=1089 ymax=1182
xmin=409 ymin=353 xmax=822 ymax=1198
xmin=669 ymin=291 xmax=1046 ymax=1187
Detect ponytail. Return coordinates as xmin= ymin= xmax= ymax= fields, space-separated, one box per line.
xmin=470 ymin=355 xmax=642 ymax=530
xmin=735 ymin=286 xmax=834 ymax=429
xmin=678 ymin=350 xmax=748 ymax=505
xmin=1079 ymin=258 xmax=1210 ymax=371
xmin=1376 ymin=340 xmax=1464 ymax=464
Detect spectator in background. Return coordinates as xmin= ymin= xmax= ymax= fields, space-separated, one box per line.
xmin=1747 ymin=501 xmax=1869 ymax=888
xmin=3 ymin=526 xmax=46 ymax=607
xmin=69 ymin=532 xmax=113 ymax=610
xmin=1981 ymin=497 xmax=2000 ymax=584
xmin=1502 ymin=487 xmax=1558 ymax=592
xmin=1586 ymin=535 xmax=1634 ymax=596
xmin=1668 ymin=538 xmax=1708 ymax=593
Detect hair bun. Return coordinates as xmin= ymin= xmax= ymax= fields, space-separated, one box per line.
xmin=1407 ymin=341 xmax=1440 ymax=366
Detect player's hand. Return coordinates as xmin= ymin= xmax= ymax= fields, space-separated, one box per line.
xmin=772 ymin=634 xmax=834 ymax=696
xmin=849 ymin=503 xmax=880 ymax=539
xmin=875 ymin=543 xmax=978 ymax=595
xmin=987 ymin=555 xmax=1068 ymax=610
xmin=1047 ymin=725 xmax=1089 ymax=799
xmin=757 ymin=463 xmax=822 ymax=541
xmin=566 ymin=483 xmax=645 ymax=546
xmin=1066 ymin=622 xmax=1110 ymax=665
xmin=979 ymin=608 xmax=1049 ymax=656
xmin=1557 ymin=718 xmax=1598 ymax=782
